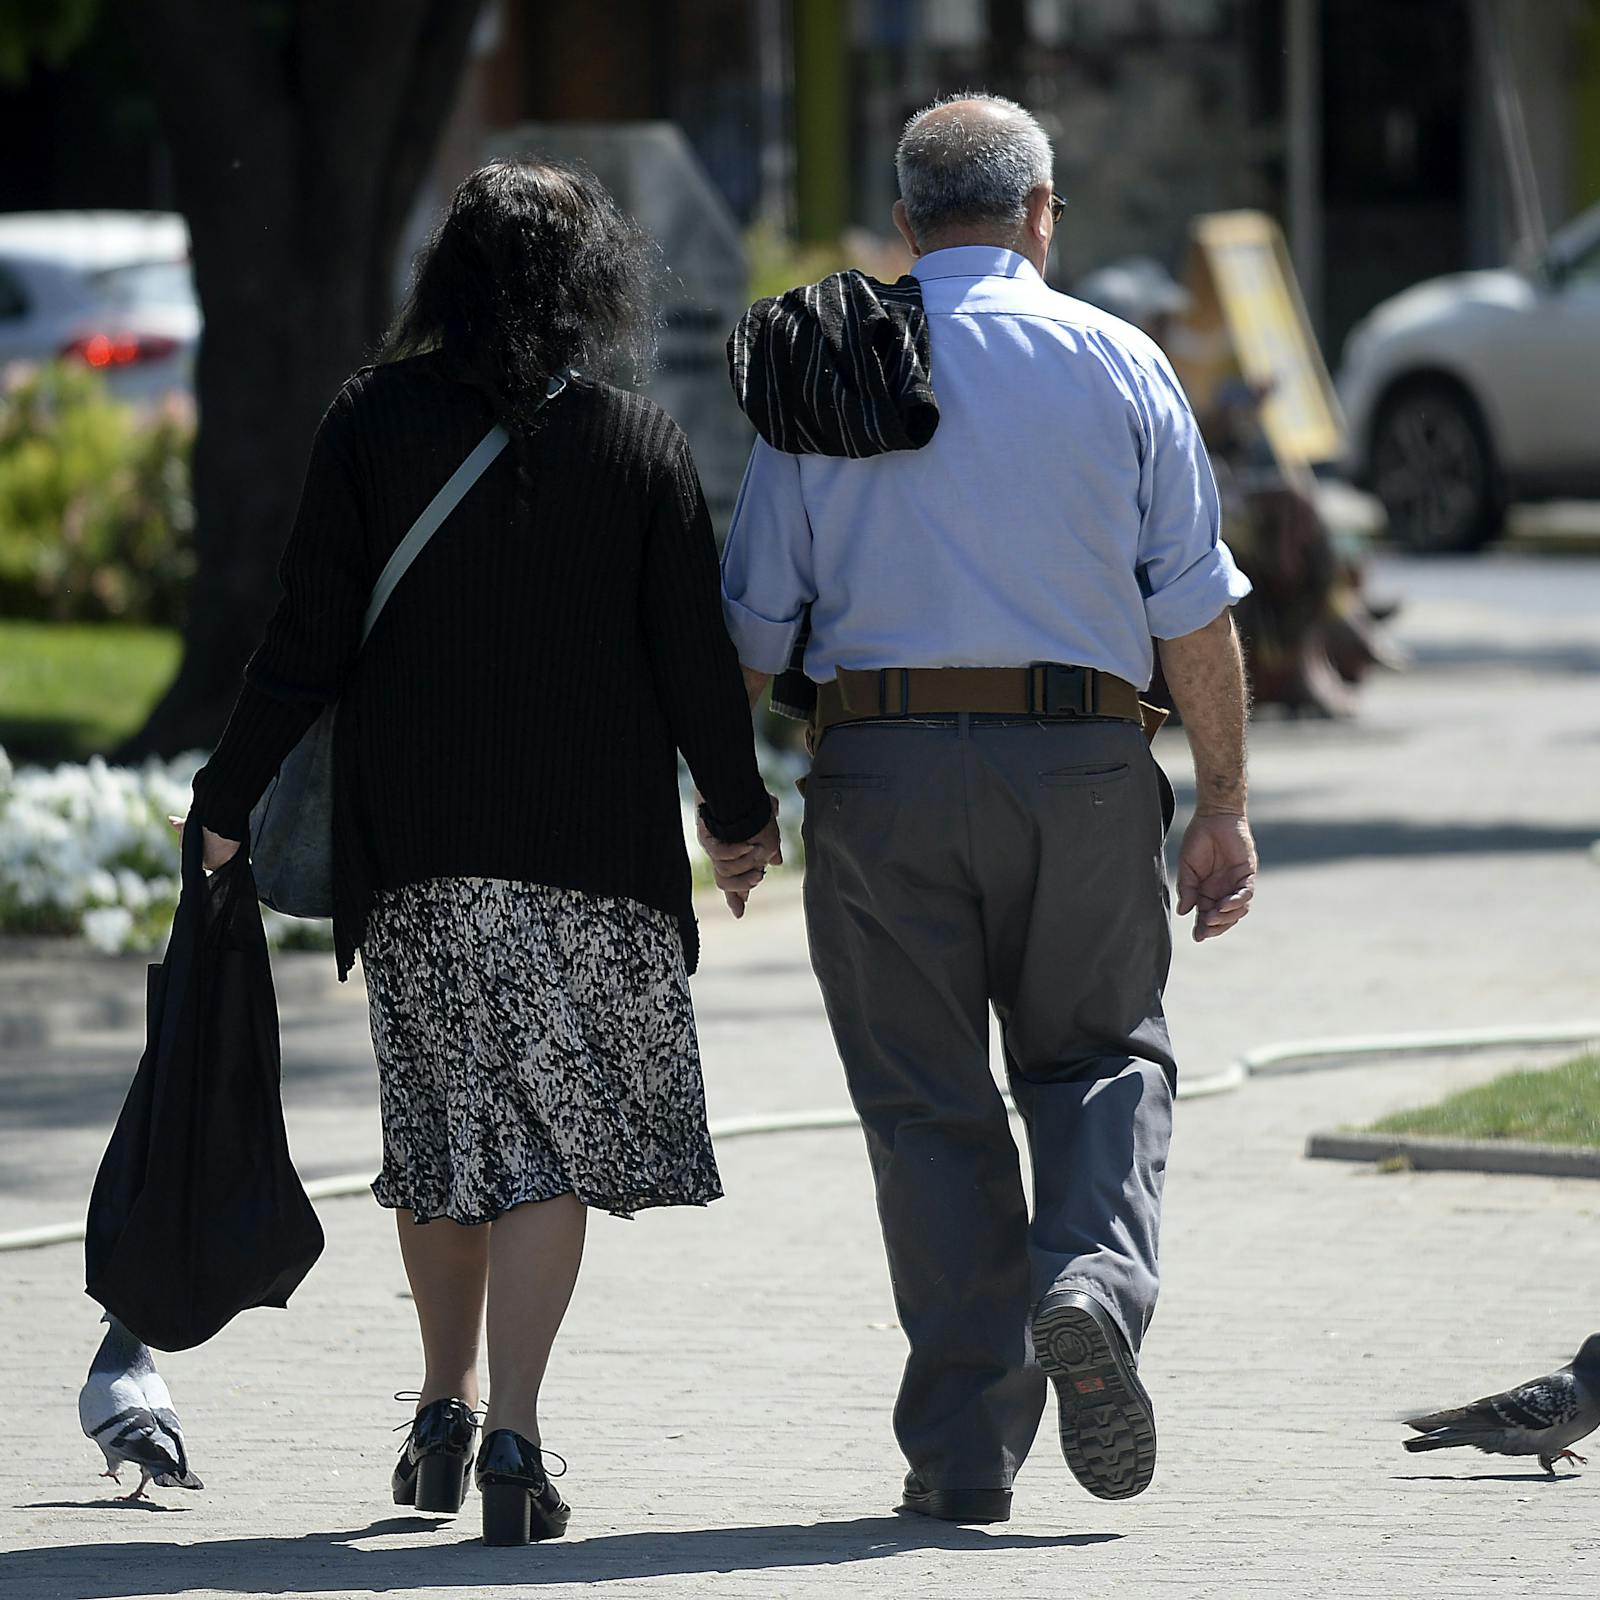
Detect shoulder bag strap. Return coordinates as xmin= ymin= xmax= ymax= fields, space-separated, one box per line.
xmin=359 ymin=371 xmax=569 ymax=645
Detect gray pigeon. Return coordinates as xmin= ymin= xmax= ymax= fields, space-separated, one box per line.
xmin=79 ymin=1313 xmax=203 ymax=1500
xmin=1403 ymin=1333 xmax=1600 ymax=1476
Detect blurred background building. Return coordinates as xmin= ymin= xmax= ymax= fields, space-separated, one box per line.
xmin=5 ymin=0 xmax=1597 ymax=360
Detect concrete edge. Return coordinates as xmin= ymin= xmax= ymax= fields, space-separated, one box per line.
xmin=1501 ymin=529 xmax=1600 ymax=558
xmin=1306 ymin=1130 xmax=1600 ymax=1179
xmin=1243 ymin=1024 xmax=1600 ymax=1076
xmin=0 ymin=948 xmax=350 ymax=1048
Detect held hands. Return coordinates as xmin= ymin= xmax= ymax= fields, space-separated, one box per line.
xmin=696 ymin=795 xmax=783 ymax=920
xmin=168 ymin=813 xmax=242 ymax=873
xmin=1175 ymin=810 xmax=1257 ymax=942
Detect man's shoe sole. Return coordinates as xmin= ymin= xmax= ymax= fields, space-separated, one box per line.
xmin=897 ymin=1487 xmax=1012 ymax=1524
xmin=1033 ymin=1289 xmax=1156 ymax=1500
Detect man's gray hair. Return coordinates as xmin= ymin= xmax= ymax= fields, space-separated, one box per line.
xmin=895 ymin=94 xmax=1054 ymax=242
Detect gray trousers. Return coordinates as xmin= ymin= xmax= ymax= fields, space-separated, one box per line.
xmin=802 ymin=715 xmax=1176 ymax=1493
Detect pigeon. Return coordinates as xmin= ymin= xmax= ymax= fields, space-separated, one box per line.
xmin=79 ymin=1312 xmax=203 ymax=1500
xmin=1403 ymin=1333 xmax=1600 ymax=1476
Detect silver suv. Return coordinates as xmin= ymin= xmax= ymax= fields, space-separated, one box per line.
xmin=1338 ymin=203 xmax=1600 ymax=552
xmin=0 ymin=211 xmax=198 ymax=405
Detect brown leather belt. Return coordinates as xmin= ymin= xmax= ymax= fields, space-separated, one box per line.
xmin=813 ymin=665 xmax=1168 ymax=744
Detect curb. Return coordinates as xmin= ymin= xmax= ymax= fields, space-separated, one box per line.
xmin=0 ymin=948 xmax=354 ymax=1050
xmin=1306 ymin=1130 xmax=1600 ymax=1180
xmin=1239 ymin=1023 xmax=1600 ymax=1077
xmin=1501 ymin=523 xmax=1600 ymax=558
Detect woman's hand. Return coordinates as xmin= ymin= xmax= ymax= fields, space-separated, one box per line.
xmin=168 ymin=814 xmax=242 ymax=873
xmin=695 ymin=795 xmax=782 ymax=919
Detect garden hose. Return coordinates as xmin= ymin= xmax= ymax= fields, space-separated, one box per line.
xmin=3 ymin=1020 xmax=1595 ymax=1254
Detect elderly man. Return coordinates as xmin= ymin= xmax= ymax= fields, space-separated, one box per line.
xmin=713 ymin=95 xmax=1256 ymax=1524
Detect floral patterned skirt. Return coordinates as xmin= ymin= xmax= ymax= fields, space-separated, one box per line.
xmin=361 ymin=877 xmax=722 ymax=1224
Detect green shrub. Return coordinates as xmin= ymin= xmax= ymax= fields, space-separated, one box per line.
xmin=0 ymin=361 xmax=195 ymax=624
xmin=744 ymin=221 xmax=916 ymax=303
xmin=746 ymin=221 xmax=854 ymax=302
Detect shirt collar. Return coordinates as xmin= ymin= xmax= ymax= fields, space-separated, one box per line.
xmin=911 ymin=246 xmax=1041 ymax=284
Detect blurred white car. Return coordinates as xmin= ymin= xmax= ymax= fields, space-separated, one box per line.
xmin=1338 ymin=203 xmax=1600 ymax=552
xmin=0 ymin=211 xmax=198 ymax=405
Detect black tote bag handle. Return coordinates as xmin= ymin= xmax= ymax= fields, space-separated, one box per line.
xmin=153 ymin=817 xmax=249 ymax=1073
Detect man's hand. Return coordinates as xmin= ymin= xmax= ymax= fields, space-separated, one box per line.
xmin=697 ymin=663 xmax=781 ymax=917
xmin=696 ymin=796 xmax=782 ymax=919
xmin=1158 ymin=609 xmax=1256 ymax=941
xmin=168 ymin=814 xmax=241 ymax=873
xmin=1175 ymin=811 xmax=1256 ymax=942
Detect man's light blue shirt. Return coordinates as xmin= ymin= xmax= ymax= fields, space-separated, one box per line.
xmin=720 ymin=245 xmax=1250 ymax=691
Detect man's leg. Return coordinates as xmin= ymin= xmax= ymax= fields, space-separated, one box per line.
xmin=802 ymin=722 xmax=1046 ymax=1508
xmin=971 ymin=719 xmax=1177 ymax=1496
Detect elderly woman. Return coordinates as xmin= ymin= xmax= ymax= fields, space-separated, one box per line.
xmin=186 ymin=159 xmax=779 ymax=1546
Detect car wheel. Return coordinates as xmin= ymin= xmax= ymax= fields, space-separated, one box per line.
xmin=1370 ymin=381 xmax=1504 ymax=553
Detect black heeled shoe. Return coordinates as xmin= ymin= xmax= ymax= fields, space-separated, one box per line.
xmin=391 ymin=1394 xmax=479 ymax=1514
xmin=475 ymin=1429 xmax=570 ymax=1546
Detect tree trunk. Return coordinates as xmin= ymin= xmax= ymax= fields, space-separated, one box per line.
xmin=984 ymin=0 xmax=1031 ymax=101
xmin=115 ymin=0 xmax=484 ymax=757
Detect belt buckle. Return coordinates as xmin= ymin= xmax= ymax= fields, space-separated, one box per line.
xmin=1034 ymin=663 xmax=1093 ymax=717
xmin=878 ymin=669 xmax=911 ymax=717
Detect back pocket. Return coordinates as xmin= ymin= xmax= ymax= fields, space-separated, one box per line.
xmin=1038 ymin=763 xmax=1130 ymax=788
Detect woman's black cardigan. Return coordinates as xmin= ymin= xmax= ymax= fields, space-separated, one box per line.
xmin=191 ymin=356 xmax=772 ymax=980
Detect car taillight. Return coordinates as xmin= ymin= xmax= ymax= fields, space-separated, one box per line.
xmin=60 ymin=333 xmax=182 ymax=368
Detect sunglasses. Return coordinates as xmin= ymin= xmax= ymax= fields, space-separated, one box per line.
xmin=1048 ymin=193 xmax=1068 ymax=224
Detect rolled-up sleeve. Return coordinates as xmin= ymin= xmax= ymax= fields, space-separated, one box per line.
xmin=1134 ymin=355 xmax=1252 ymax=639
xmin=720 ymin=438 xmax=816 ymax=673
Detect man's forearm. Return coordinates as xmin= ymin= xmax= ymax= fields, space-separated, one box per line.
xmin=1156 ymin=610 xmax=1249 ymax=815
xmin=741 ymin=665 xmax=772 ymax=712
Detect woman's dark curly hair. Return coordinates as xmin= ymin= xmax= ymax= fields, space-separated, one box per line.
xmin=384 ymin=158 xmax=655 ymax=429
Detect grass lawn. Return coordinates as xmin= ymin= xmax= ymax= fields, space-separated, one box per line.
xmin=1365 ymin=1053 xmax=1600 ymax=1147
xmin=0 ymin=620 xmax=180 ymax=765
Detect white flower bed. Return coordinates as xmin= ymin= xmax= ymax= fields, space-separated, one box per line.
xmin=1 ymin=735 xmax=808 ymax=956
xmin=0 ymin=747 xmax=328 ymax=954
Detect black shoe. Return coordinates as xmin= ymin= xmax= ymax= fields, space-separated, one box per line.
xmin=897 ymin=1473 xmax=1011 ymax=1524
xmin=475 ymin=1429 xmax=571 ymax=1546
xmin=1032 ymin=1287 xmax=1156 ymax=1500
xmin=391 ymin=1396 xmax=478 ymax=1514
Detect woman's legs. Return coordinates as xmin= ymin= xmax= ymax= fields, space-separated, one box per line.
xmin=483 ymin=1194 xmax=587 ymax=1443
xmin=395 ymin=1211 xmax=490 ymax=1410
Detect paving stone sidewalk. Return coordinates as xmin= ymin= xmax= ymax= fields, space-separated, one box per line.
xmin=2 ymin=553 xmax=1598 ymax=1598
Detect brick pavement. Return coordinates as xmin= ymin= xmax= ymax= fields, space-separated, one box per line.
xmin=2 ymin=553 xmax=1598 ymax=1598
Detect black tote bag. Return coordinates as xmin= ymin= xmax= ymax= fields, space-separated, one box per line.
xmin=84 ymin=818 xmax=324 ymax=1351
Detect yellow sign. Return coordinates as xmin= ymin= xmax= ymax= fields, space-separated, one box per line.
xmin=1170 ymin=211 xmax=1345 ymax=468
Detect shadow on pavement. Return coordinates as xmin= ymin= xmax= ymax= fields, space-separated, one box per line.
xmin=1154 ymin=814 xmax=1596 ymax=880
xmin=1245 ymin=818 xmax=1597 ymax=867
xmin=21 ymin=1498 xmax=190 ymax=1513
xmin=1390 ymin=1472 xmax=1577 ymax=1484
xmin=0 ymin=1015 xmax=378 ymax=1140
xmin=1404 ymin=639 xmax=1600 ymax=675
xmin=4 ymin=1513 xmax=1117 ymax=1592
